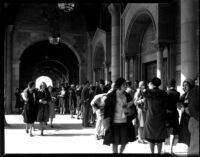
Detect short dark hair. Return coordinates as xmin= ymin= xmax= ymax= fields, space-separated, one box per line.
xmin=168 ymin=79 xmax=176 ymax=87
xmin=115 ymin=77 xmax=126 ymax=89
xmin=151 ymin=77 xmax=161 ymax=87
xmin=126 ymin=80 xmax=132 ymax=86
xmin=84 ymin=80 xmax=89 ymax=85
xmin=99 ymin=79 xmax=105 ymax=85
xmin=28 ymin=81 xmax=35 ymax=88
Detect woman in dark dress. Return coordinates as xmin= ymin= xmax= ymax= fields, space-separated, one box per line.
xmin=21 ymin=81 xmax=38 ymax=136
xmin=37 ymin=82 xmax=51 ymax=135
xmin=178 ymin=79 xmax=194 ymax=147
xmin=103 ymin=77 xmax=136 ymax=153
xmin=143 ymin=77 xmax=168 ymax=154
xmin=166 ymin=79 xmax=180 ymax=154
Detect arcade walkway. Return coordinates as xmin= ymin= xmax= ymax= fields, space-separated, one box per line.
xmin=5 ymin=115 xmax=188 ymax=155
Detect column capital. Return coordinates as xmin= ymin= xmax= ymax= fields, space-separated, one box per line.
xmin=151 ymin=40 xmax=165 ymax=51
xmin=108 ymin=3 xmax=121 ymax=16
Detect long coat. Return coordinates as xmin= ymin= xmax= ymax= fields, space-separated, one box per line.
xmin=103 ymin=89 xmax=137 ymax=145
xmin=134 ymin=88 xmax=146 ymax=127
xmin=143 ymin=88 xmax=168 ymax=141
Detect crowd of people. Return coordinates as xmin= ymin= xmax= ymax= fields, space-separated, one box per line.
xmin=13 ymin=76 xmax=199 ymax=156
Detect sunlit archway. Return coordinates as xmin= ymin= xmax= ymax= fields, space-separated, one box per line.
xmin=35 ymin=76 xmax=53 ymax=89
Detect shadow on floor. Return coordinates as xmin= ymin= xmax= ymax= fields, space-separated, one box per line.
xmin=41 ymin=133 xmax=94 ymax=137
xmin=4 ymin=123 xmax=91 ymax=130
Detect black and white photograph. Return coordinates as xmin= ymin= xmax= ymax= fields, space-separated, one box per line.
xmin=1 ymin=1 xmax=199 ymax=156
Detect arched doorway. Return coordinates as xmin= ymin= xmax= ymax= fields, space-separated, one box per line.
xmin=126 ymin=10 xmax=158 ymax=84
xmin=35 ymin=76 xmax=53 ymax=89
xmin=20 ymin=40 xmax=79 ymax=89
xmin=93 ymin=43 xmax=105 ymax=82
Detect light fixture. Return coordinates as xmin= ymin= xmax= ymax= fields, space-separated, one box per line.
xmin=43 ymin=3 xmax=75 ymax=45
xmin=57 ymin=3 xmax=75 ymax=12
xmin=48 ymin=33 xmax=60 ymax=45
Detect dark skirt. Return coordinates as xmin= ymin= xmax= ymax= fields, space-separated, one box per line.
xmin=37 ymin=103 xmax=49 ymax=122
xmin=179 ymin=111 xmax=190 ymax=146
xmin=103 ymin=123 xmax=131 ymax=146
xmin=145 ymin=138 xmax=165 ymax=143
xmin=166 ymin=112 xmax=180 ymax=135
xmin=23 ymin=102 xmax=37 ymax=124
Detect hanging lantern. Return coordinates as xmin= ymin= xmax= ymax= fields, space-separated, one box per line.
xmin=48 ymin=32 xmax=60 ymax=45
xmin=57 ymin=3 xmax=75 ymax=12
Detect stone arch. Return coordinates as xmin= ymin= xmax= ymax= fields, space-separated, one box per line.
xmin=19 ymin=39 xmax=80 ymax=88
xmin=15 ymin=33 xmax=82 ymax=65
xmin=124 ymin=8 xmax=157 ymax=56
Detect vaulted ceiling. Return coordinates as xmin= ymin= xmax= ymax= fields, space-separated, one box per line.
xmin=2 ymin=2 xmax=127 ymax=33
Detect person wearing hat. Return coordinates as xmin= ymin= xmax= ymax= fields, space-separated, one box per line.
xmin=143 ymin=77 xmax=168 ymax=154
xmin=178 ymin=78 xmax=195 ymax=147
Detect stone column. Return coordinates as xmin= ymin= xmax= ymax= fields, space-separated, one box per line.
xmin=129 ymin=57 xmax=134 ymax=83
xmin=181 ymin=0 xmax=198 ymax=84
xmin=104 ymin=63 xmax=109 ymax=83
xmin=156 ymin=43 xmax=164 ymax=89
xmin=108 ymin=3 xmax=121 ymax=82
xmin=79 ymin=64 xmax=83 ymax=84
xmin=93 ymin=69 xmax=96 ymax=85
xmin=124 ymin=56 xmax=130 ymax=80
xmin=5 ymin=25 xmax=14 ymax=113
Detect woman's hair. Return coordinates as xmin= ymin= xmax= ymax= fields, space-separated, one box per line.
xmin=115 ymin=77 xmax=126 ymax=89
xmin=168 ymin=79 xmax=176 ymax=87
xmin=151 ymin=77 xmax=161 ymax=87
xmin=183 ymin=78 xmax=195 ymax=89
xmin=28 ymin=81 xmax=35 ymax=88
xmin=139 ymin=81 xmax=145 ymax=88
xmin=40 ymin=82 xmax=47 ymax=89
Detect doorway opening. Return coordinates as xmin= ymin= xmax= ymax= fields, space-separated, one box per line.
xmin=35 ymin=76 xmax=53 ymax=89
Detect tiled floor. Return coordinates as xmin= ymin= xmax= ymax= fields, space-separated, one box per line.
xmin=4 ymin=114 xmax=188 ymax=155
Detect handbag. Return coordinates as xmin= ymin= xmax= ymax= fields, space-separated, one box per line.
xmin=125 ymin=104 xmax=137 ymax=121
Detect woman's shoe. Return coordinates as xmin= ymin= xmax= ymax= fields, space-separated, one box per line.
xmin=142 ymin=140 xmax=148 ymax=144
xmin=26 ymin=129 xmax=29 ymax=134
xmin=138 ymin=139 xmax=145 ymax=144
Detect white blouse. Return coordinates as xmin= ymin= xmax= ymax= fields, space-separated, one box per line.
xmin=114 ymin=90 xmax=127 ymax=123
